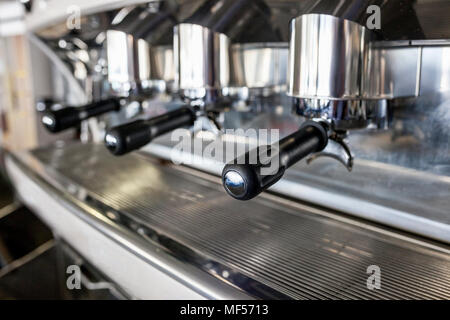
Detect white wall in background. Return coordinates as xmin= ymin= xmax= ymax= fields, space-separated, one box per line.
xmin=0 ymin=1 xmax=25 ymax=37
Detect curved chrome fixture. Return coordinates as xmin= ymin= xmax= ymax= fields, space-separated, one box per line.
xmin=28 ymin=33 xmax=88 ymax=105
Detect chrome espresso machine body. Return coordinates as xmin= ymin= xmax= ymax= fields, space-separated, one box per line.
xmin=103 ymin=0 xmax=287 ymax=156
xmin=40 ymin=3 xmax=179 ymax=138
xmin=4 ymin=0 xmax=450 ymax=299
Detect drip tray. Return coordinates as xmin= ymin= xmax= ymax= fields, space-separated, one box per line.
xmin=8 ymin=142 xmax=450 ymax=299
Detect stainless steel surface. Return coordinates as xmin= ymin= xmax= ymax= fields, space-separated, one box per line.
xmin=230 ymin=42 xmax=288 ymax=92
xmin=106 ymin=6 xmax=176 ymax=96
xmin=105 ymin=29 xmax=136 ymax=90
xmin=6 ymin=149 xmax=250 ymax=300
xmin=174 ymin=23 xmax=231 ymax=100
xmin=288 ymin=14 xmax=370 ymax=100
xmin=10 ymin=142 xmax=450 ymax=299
xmin=144 ymin=126 xmax=450 ymax=244
xmin=149 ymin=45 xmax=175 ymax=83
xmin=420 ymin=46 xmax=450 ymax=95
xmin=288 ymin=13 xmax=450 ymax=101
xmin=106 ymin=31 xmax=174 ymax=95
xmin=363 ymin=44 xmax=421 ymax=99
xmin=364 ymin=41 xmax=450 ymax=99
xmin=294 ymin=99 xmax=389 ymax=130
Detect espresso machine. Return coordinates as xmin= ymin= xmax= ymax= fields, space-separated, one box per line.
xmin=4 ymin=0 xmax=450 ymax=300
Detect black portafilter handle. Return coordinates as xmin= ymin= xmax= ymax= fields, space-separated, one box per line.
xmin=222 ymin=121 xmax=328 ymax=200
xmin=42 ymin=98 xmax=122 ymax=133
xmin=105 ymin=106 xmax=196 ymax=156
